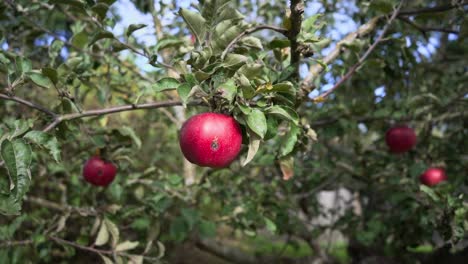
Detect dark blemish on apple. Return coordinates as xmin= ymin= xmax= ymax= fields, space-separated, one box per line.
xmin=211 ymin=138 xmax=219 ymax=151
xmin=97 ymin=169 xmax=103 ymax=176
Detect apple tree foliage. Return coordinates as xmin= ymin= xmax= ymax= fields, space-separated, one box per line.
xmin=0 ymin=0 xmax=467 ymax=263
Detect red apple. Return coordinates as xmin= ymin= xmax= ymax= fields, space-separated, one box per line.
xmin=82 ymin=156 xmax=117 ymax=186
xmin=385 ymin=125 xmax=417 ymax=153
xmin=420 ymin=167 xmax=447 ymax=186
xmin=179 ymin=112 xmax=242 ymax=168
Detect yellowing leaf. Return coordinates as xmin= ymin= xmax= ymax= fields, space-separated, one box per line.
xmin=95 ymin=220 xmax=109 ymax=246
xmin=313 ymin=96 xmax=326 ymax=103
xmin=279 ymin=156 xmax=294 ymax=180
xmin=115 ymin=240 xmax=139 ymax=252
xmin=104 ymin=218 xmax=119 ymax=247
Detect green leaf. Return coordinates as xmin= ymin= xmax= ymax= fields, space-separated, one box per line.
xmin=265 ymin=106 xmax=299 ymax=125
xmin=24 ymin=131 xmax=61 ymax=162
xmin=212 ymin=20 xmax=247 ymax=52
xmin=420 ymin=185 xmax=440 ymax=202
xmin=8 ymin=119 xmax=33 ymax=139
xmin=302 ymin=14 xmax=323 ymax=33
xmin=26 ymin=72 xmax=54 ymax=89
xmin=89 ymin=31 xmax=114 ymax=46
xmin=237 ymin=63 xmax=263 ymax=79
xmin=42 ymin=68 xmax=58 ymax=84
xmin=264 ymin=217 xmax=277 ymax=233
xmin=0 ymin=195 xmax=21 ymax=215
xmin=237 ymin=103 xmax=251 ymax=115
xmin=246 ymin=109 xmax=267 ymax=139
xmin=265 ymin=117 xmax=278 ymax=140
xmin=217 ymin=79 xmax=237 ymax=103
xmin=242 ymin=131 xmax=260 ymax=166
xmin=268 ymin=38 xmax=290 ymax=49
xmin=0 ymin=53 xmax=10 ymax=65
xmin=278 ymin=65 xmax=296 ymax=82
xmin=0 ymin=214 xmax=27 ymax=239
xmin=239 ymin=36 xmax=263 ymax=50
xmin=198 ymin=220 xmax=216 ymax=238
xmin=202 ymin=0 xmax=232 ymax=27
xmin=126 ymin=24 xmax=147 ymax=38
xmin=16 ymin=57 xmax=32 ymax=75
xmin=71 ymin=31 xmax=89 ymax=49
xmin=1 ymin=139 xmax=32 ymax=204
xmin=115 ymin=127 xmax=142 ymax=149
xmin=179 ymin=9 xmax=206 ymax=44
xmin=170 ymin=217 xmax=188 ymax=242
xmin=177 ymin=83 xmax=192 ymax=106
xmin=0 ymin=173 xmax=9 ymax=195
xmin=271 ymin=82 xmax=296 ymax=96
xmin=181 ymin=208 xmax=199 ymax=230
xmin=153 ymin=77 xmax=180 ymax=92
xmin=155 ymin=37 xmax=184 ymax=52
xmin=91 ymin=3 xmax=109 ymax=20
xmin=280 ymin=124 xmax=300 ymax=157
xmin=223 ymin=54 xmax=248 ymax=68
xmin=49 ymin=40 xmax=65 ymax=63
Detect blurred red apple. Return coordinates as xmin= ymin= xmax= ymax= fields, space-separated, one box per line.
xmin=385 ymin=125 xmax=417 ymax=153
xmin=82 ymin=156 xmax=117 ymax=186
xmin=420 ymin=167 xmax=447 ymax=186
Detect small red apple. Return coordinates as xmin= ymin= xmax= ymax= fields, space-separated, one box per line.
xmin=385 ymin=125 xmax=417 ymax=153
xmin=420 ymin=167 xmax=447 ymax=186
xmin=190 ymin=34 xmax=196 ymax=45
xmin=179 ymin=112 xmax=242 ymax=168
xmin=82 ymin=156 xmax=117 ymax=186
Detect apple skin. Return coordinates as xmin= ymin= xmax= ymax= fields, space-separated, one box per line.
xmin=420 ymin=167 xmax=447 ymax=186
xmin=82 ymin=156 xmax=117 ymax=186
xmin=179 ymin=112 xmax=242 ymax=168
xmin=385 ymin=125 xmax=417 ymax=153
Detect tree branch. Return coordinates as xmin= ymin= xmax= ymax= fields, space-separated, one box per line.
xmin=398 ymin=1 xmax=467 ymax=16
xmin=288 ymin=0 xmax=305 ymax=79
xmin=301 ymin=1 xmax=466 ymax=95
xmin=220 ymin=25 xmax=288 ymax=60
xmin=310 ymin=2 xmax=404 ymax=101
xmin=42 ymin=100 xmax=202 ymax=132
xmin=399 ymin=16 xmax=460 ymax=35
xmin=49 ymin=235 xmax=159 ymax=261
xmin=0 ymin=92 xmax=57 ymax=117
xmin=26 ymin=196 xmax=99 ymax=216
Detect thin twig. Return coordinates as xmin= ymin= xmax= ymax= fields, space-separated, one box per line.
xmin=311 ymin=1 xmax=404 ymax=101
xmin=221 ymin=25 xmax=288 ymax=60
xmin=398 ymin=16 xmax=459 ymax=35
xmin=0 ymin=240 xmax=34 ymax=248
xmin=0 ymin=92 xmax=57 ymax=117
xmin=26 ymin=196 xmax=98 ymax=216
